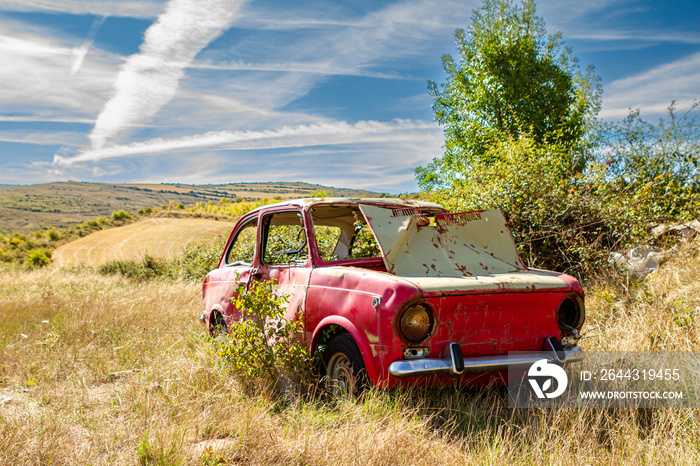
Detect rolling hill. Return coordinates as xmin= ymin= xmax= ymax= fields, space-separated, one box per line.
xmin=51 ymin=217 xmax=234 ymax=268
xmin=0 ymin=181 xmax=379 ymax=234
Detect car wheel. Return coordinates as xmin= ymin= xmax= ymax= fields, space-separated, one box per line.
xmin=322 ymin=333 xmax=368 ymax=396
xmin=211 ymin=312 xmax=228 ymax=338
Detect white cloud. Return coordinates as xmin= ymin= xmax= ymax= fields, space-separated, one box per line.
xmin=537 ymin=0 xmax=624 ymax=26
xmin=601 ymin=51 xmax=700 ymax=119
xmin=565 ymin=29 xmax=700 ymax=45
xmin=101 ymin=137 xmax=442 ymax=192
xmin=188 ymin=60 xmax=408 ymax=79
xmin=288 ymin=0 xmax=475 ymax=69
xmin=56 ymin=119 xmax=439 ymax=165
xmin=89 ymin=0 xmax=244 ymax=149
xmin=0 ymin=25 xmax=118 ymax=116
xmin=0 ymin=0 xmax=163 ymax=18
xmin=45 ymin=118 xmax=443 ymax=192
xmin=157 ymin=0 xmax=475 ymax=129
xmin=0 ymin=130 xmax=86 ymax=146
xmin=0 ymin=115 xmax=93 ymax=124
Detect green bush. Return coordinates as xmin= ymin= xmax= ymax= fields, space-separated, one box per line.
xmin=210 ymin=278 xmax=314 ymax=392
xmin=98 ymin=255 xmax=167 ymax=280
xmin=598 ymin=103 xmax=700 ymax=229
xmin=422 ymin=109 xmax=700 ymax=277
xmin=47 ymin=229 xmax=61 ymax=241
xmin=111 ymin=210 xmax=132 ymax=221
xmin=25 ymin=249 xmax=51 ymax=268
xmin=168 ymin=237 xmax=226 ymax=280
xmin=9 ymin=237 xmax=24 ymax=248
xmin=98 ymin=260 xmax=141 ymax=278
xmin=96 ymin=238 xmax=224 ymax=282
xmin=422 ymin=134 xmax=619 ymax=274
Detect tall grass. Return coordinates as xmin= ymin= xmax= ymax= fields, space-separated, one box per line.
xmin=1 ymin=243 xmax=700 ymax=464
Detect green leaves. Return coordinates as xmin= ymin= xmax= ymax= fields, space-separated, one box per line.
xmin=421 ymin=102 xmax=700 ymax=276
xmin=213 ymin=278 xmax=314 ymax=392
xmin=25 ymin=249 xmax=51 ymax=268
xmin=420 ymin=0 xmax=601 ymax=193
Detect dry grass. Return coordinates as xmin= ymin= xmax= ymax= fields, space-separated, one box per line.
xmin=50 ymin=218 xmax=233 ymax=268
xmin=1 ymin=242 xmax=700 ymax=464
xmin=585 ymin=243 xmax=700 ymax=352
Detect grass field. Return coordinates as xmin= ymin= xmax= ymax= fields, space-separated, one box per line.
xmin=51 ymin=218 xmax=234 ymax=268
xmin=1 ymin=242 xmax=699 ymax=464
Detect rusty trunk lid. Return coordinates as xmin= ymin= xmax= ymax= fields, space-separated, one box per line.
xmin=358 ymin=204 xmax=572 ymax=296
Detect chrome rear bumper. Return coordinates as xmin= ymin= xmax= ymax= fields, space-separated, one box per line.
xmin=388 ymin=343 xmax=584 ymax=378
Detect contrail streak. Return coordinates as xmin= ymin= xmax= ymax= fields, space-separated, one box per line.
xmin=70 ymin=15 xmax=106 ymax=76
xmin=88 ymin=0 xmax=243 ymax=149
xmin=54 ymin=119 xmax=438 ymax=166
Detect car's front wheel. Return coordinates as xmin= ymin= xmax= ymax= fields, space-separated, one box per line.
xmin=210 ymin=311 xmax=228 ymax=338
xmin=322 ymin=333 xmax=368 ymax=396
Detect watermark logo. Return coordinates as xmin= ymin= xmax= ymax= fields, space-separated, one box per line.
xmin=510 ymin=351 xmax=697 ymax=408
xmin=527 ymin=359 xmax=568 ymax=399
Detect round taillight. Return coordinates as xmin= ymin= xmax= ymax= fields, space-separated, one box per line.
xmin=398 ymin=303 xmax=435 ymax=343
xmin=557 ymin=295 xmax=585 ymax=332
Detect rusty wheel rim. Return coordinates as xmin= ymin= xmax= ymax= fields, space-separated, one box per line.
xmin=326 ymin=352 xmax=356 ymax=395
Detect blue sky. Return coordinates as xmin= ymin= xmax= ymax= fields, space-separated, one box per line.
xmin=0 ymin=0 xmax=697 ymax=192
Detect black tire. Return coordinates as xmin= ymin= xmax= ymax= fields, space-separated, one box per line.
xmin=211 ymin=312 xmax=228 ymax=337
xmin=322 ymin=333 xmax=369 ymax=396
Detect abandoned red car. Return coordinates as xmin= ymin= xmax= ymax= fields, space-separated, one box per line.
xmin=201 ymin=198 xmax=584 ymax=389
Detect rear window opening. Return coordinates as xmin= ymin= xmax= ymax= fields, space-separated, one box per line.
xmin=310 ymin=204 xmax=439 ymax=269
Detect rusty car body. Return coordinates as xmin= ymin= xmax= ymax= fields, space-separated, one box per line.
xmin=201 ymin=198 xmax=585 ymax=389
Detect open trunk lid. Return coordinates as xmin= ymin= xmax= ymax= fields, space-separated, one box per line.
xmin=359 ymin=204 xmax=527 ymax=277
xmin=358 ymin=205 xmax=572 ymax=295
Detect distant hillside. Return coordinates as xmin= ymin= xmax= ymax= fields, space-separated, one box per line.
xmin=122 ymin=182 xmax=378 ymax=200
xmin=0 ymin=181 xmax=379 ymax=234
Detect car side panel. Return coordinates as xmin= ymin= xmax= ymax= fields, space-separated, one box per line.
xmin=252 ymin=264 xmax=312 ymax=344
xmin=202 ymin=266 xmax=251 ymax=330
xmin=305 ymin=266 xmax=420 ymax=386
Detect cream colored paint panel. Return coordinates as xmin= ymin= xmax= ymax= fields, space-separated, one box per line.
xmin=404 ymin=270 xmax=569 ymax=294
xmin=359 ymin=205 xmax=526 ymax=278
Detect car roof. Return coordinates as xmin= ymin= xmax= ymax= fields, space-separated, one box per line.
xmin=248 ymin=197 xmax=447 ymax=214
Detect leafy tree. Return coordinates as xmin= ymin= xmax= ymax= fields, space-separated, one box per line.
xmin=417 ymin=0 xmax=601 ymax=191
xmin=414 ymin=0 xmax=616 ymax=274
